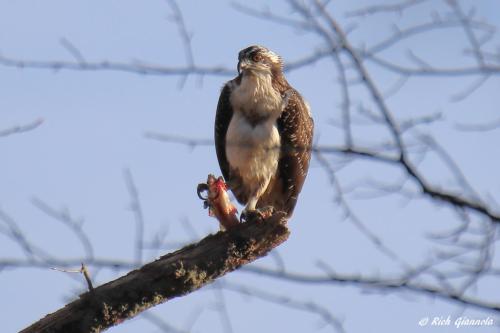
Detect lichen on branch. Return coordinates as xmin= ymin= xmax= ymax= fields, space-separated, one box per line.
xmin=21 ymin=212 xmax=289 ymax=333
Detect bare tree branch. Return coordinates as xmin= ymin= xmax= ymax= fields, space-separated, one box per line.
xmin=364 ymin=54 xmax=500 ymax=76
xmin=21 ymin=213 xmax=289 ymax=333
xmin=0 ymin=258 xmax=136 ymax=271
xmin=366 ymin=19 xmax=494 ymax=56
xmin=241 ymin=266 xmax=500 ymax=314
xmin=0 ymin=53 xmax=233 ymax=77
xmin=346 ymin=0 xmax=428 ymax=17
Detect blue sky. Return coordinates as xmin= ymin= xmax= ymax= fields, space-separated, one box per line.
xmin=1 ymin=1 xmax=500 ymax=332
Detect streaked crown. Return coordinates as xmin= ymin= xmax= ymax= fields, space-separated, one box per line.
xmin=237 ymin=45 xmax=283 ymax=74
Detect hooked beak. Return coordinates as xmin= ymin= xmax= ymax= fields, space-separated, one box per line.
xmin=237 ymin=59 xmax=250 ymax=74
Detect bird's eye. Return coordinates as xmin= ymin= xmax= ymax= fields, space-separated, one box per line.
xmin=252 ymin=54 xmax=262 ymax=62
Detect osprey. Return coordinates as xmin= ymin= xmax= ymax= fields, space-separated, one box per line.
xmin=215 ymin=45 xmax=313 ymax=220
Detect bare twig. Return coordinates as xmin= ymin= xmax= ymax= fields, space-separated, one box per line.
xmin=164 ymin=0 xmax=195 ymax=88
xmin=60 ymin=38 xmax=86 ymax=64
xmin=446 ymin=0 xmax=485 ymax=66
xmin=81 ymin=263 xmax=94 ymax=291
xmin=241 ymin=266 xmax=500 ymax=314
xmin=32 ymin=198 xmax=94 ymax=260
xmin=346 ymin=0 xmax=428 ymax=17
xmin=1 ymin=258 xmax=136 ymax=271
xmin=232 ymin=3 xmax=311 ymax=30
xmin=315 ymin=152 xmax=408 ymax=266
xmin=330 ymin=51 xmax=353 ymax=147
xmin=0 ymin=119 xmax=43 ymax=138
xmin=366 ymin=18 xmax=494 ymax=56
xmin=211 ymin=282 xmax=234 ymax=333
xmin=124 ymin=169 xmax=145 ymax=264
xmin=0 ymin=209 xmax=37 ymax=259
xmin=142 ymin=311 xmax=189 ymax=333
xmin=364 ymin=54 xmax=500 ymax=76
xmin=221 ymin=281 xmax=345 ymax=332
xmin=450 ymin=74 xmax=491 ymax=102
xmin=455 ymin=117 xmax=500 ymax=132
xmin=51 ymin=263 xmax=94 ymax=291
xmin=0 ymin=53 xmax=233 ymax=76
xmin=165 ymin=0 xmax=194 ymax=67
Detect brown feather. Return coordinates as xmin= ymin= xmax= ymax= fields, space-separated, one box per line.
xmin=214 ymin=78 xmax=251 ymax=204
xmin=257 ymin=88 xmax=314 ymax=217
xmin=214 ymin=83 xmax=233 ymax=183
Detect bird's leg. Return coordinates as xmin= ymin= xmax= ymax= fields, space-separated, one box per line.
xmin=240 ymin=198 xmax=275 ymax=223
xmin=240 ymin=197 xmax=260 ymax=223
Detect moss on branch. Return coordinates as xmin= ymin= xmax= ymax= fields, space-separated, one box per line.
xmin=21 ymin=213 xmax=289 ymax=333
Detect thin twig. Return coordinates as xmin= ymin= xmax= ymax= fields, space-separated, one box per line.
xmin=241 ymin=266 xmax=500 ymax=314
xmin=346 ymin=0 xmax=427 ymax=17
xmin=221 ymin=281 xmax=345 ymax=332
xmin=81 ymin=263 xmax=94 ymax=291
xmin=0 ymin=119 xmax=43 ymax=138
xmin=51 ymin=263 xmax=94 ymax=291
xmin=31 ymin=198 xmax=94 ymax=260
xmin=124 ymin=169 xmax=145 ymax=264
xmin=0 ymin=54 xmax=233 ymax=76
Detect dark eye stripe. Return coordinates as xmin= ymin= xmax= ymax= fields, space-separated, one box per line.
xmin=247 ymin=46 xmax=260 ymax=56
xmin=238 ymin=45 xmax=267 ymax=61
xmin=248 ymin=50 xmax=257 ymax=58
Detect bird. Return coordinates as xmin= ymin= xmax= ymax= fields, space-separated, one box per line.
xmin=214 ymin=45 xmax=314 ymax=221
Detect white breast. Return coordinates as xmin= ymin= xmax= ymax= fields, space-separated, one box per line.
xmin=225 ymin=72 xmax=283 ymax=196
xmin=226 ymin=112 xmax=280 ymax=188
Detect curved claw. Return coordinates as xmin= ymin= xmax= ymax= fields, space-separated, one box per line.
xmin=240 ymin=206 xmax=275 ymax=223
xmin=239 ymin=211 xmax=247 ymax=223
xmin=240 ymin=209 xmax=263 ymax=223
xmin=196 ymin=183 xmax=209 ymax=201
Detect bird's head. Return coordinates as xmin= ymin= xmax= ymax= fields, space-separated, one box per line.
xmin=237 ymin=45 xmax=283 ymax=76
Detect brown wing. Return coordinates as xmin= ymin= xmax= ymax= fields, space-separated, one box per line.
xmin=258 ymin=89 xmax=314 ymax=218
xmin=214 ymin=82 xmax=233 ymax=182
xmin=214 ymin=78 xmax=252 ymax=205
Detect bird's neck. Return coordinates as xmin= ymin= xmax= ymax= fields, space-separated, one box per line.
xmin=231 ymin=71 xmax=284 ymax=124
